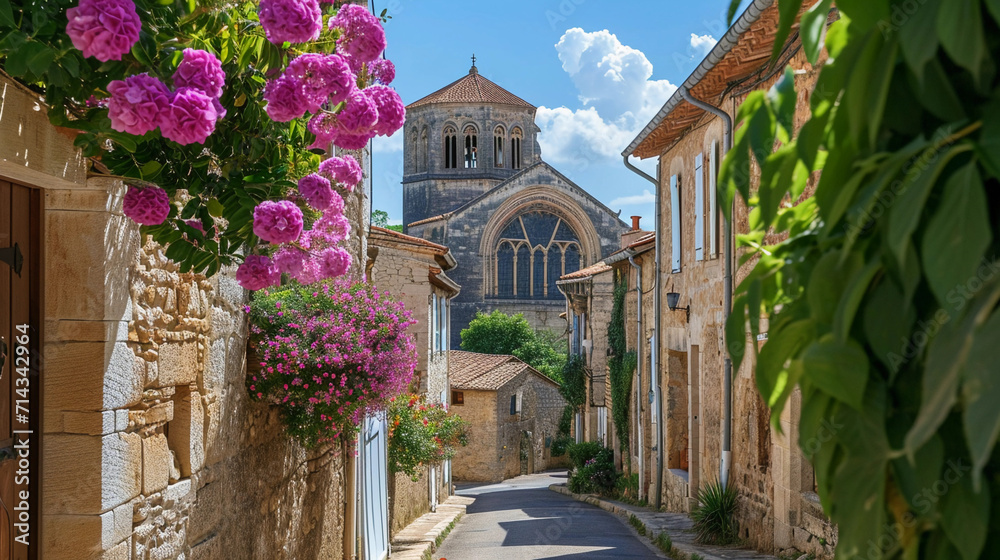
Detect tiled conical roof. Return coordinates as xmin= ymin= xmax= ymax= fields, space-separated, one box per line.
xmin=407 ymin=65 xmax=535 ymax=110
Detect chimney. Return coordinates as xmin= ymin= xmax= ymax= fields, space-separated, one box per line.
xmin=631 ymin=216 xmax=641 ymax=231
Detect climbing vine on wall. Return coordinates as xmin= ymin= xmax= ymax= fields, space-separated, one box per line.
xmin=722 ymin=0 xmax=1000 ymax=558
xmin=608 ymin=273 xmax=635 ymax=466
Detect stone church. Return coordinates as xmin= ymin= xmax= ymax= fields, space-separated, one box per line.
xmin=403 ymin=61 xmax=628 ymax=347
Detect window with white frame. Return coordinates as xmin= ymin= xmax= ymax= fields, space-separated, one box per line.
xmin=709 ymin=140 xmax=719 ymax=257
xmin=695 ymin=154 xmax=704 ymax=261
xmin=432 ymin=293 xmax=440 ymax=352
xmin=670 ymin=174 xmax=681 ymax=272
xmin=649 ymin=335 xmax=657 ymax=424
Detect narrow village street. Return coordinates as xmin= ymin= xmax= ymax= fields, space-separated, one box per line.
xmin=433 ymin=472 xmax=666 ymax=560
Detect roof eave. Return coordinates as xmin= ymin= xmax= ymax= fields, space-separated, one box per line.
xmin=623 ymin=0 xmax=775 ymax=159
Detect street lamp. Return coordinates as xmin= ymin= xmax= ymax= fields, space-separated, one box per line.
xmin=666 ymin=291 xmax=690 ymax=322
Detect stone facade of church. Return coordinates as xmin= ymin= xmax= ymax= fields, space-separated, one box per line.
xmin=402 ymin=64 xmax=629 ymax=346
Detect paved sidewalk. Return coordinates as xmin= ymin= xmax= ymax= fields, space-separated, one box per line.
xmin=390 ymin=495 xmax=474 ymax=560
xmin=550 ymin=484 xmax=779 ymax=560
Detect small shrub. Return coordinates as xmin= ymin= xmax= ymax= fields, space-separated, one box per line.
xmin=567 ymin=441 xmax=604 ymax=469
xmin=691 ymin=554 xmax=705 ymax=560
xmin=550 ymin=435 xmax=573 ymax=457
xmin=566 ymin=442 xmax=618 ymax=494
xmin=387 ymin=394 xmax=469 ymax=480
xmin=690 ymin=480 xmax=740 ymax=545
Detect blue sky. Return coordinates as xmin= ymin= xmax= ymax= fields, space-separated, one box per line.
xmin=370 ymin=0 xmax=753 ymax=229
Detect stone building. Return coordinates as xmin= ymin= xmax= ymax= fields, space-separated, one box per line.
xmin=402 ymin=62 xmax=629 ymax=346
xmin=447 ymin=351 xmax=565 ymax=483
xmin=619 ymin=1 xmax=837 ymax=557
xmin=368 ymin=226 xmax=459 ymax=535
xmin=1 ymin=63 xmax=381 ymax=558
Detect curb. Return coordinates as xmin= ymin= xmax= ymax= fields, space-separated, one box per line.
xmin=549 ymin=484 xmax=770 ymax=560
xmin=390 ymin=497 xmax=472 ymax=560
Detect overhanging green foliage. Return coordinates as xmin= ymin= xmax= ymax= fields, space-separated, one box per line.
xmin=723 ymin=1 xmax=1000 ymax=558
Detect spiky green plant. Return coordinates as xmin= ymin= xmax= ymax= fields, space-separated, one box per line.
xmin=690 ymin=480 xmax=739 ymax=545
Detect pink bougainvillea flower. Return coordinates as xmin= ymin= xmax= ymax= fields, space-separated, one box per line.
xmin=332 ymin=129 xmax=376 ymax=151
xmin=253 ymin=200 xmax=304 ymax=244
xmin=319 ymin=155 xmax=363 ymax=189
xmin=368 ymin=58 xmax=396 ymax=85
xmin=329 ymin=3 xmax=386 ymax=63
xmin=263 ymin=77 xmax=307 ymax=123
xmin=122 ymin=185 xmax=170 ymax=225
xmin=259 ymin=0 xmax=323 ymax=44
xmin=160 ymin=87 xmax=221 ymax=145
xmin=365 ymin=85 xmax=405 ymax=137
xmin=318 ymin=247 xmax=351 ymax=279
xmin=236 ymin=255 xmax=281 ymax=291
xmin=185 ymin=219 xmax=205 ymax=233
xmin=173 ymin=48 xmax=226 ymax=99
xmin=286 ymin=53 xmax=355 ymax=113
xmin=106 ymin=73 xmax=171 ymax=136
xmin=297 ymin=173 xmax=336 ymax=211
xmin=66 ymin=0 xmax=141 ymax=62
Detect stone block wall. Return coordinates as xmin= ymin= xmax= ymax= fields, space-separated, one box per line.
xmin=450 ymin=390 xmax=499 ymax=482
xmin=649 ymin=44 xmax=835 ymax=557
xmin=3 ymin=71 xmax=370 ymax=560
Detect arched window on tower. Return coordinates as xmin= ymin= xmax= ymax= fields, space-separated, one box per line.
xmin=464 ymin=125 xmax=478 ymax=168
xmin=491 ymin=212 xmax=583 ymax=300
xmin=511 ymin=127 xmax=523 ymax=170
xmin=494 ymin=126 xmax=506 ymax=168
xmin=419 ymin=127 xmax=429 ymax=172
xmin=443 ymin=126 xmax=458 ymax=169
xmin=410 ymin=128 xmax=419 ymax=172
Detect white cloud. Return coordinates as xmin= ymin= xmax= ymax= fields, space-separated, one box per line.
xmin=537 ymin=28 xmax=677 ymax=166
xmin=689 ymin=33 xmax=717 ymax=58
xmin=372 ymin=130 xmax=403 ymax=153
xmin=610 ymin=189 xmax=656 ymax=207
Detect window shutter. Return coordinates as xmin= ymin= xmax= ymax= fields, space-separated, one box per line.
xmin=695 ymin=154 xmax=704 ymax=261
xmin=709 ymin=140 xmax=719 ymax=257
xmin=671 ymin=174 xmax=681 ymax=273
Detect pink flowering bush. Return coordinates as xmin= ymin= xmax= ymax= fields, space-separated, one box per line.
xmin=366 ymin=85 xmax=406 ymax=137
xmin=258 ymin=0 xmax=323 ymax=44
xmin=237 ymin=254 xmax=282 ymax=291
xmin=253 ymin=200 xmax=305 ymax=244
xmin=106 ymin=74 xmax=171 ymax=136
xmin=122 ymin=185 xmax=170 ymax=225
xmin=248 ymin=280 xmax=417 ymax=446
xmin=65 ymin=0 xmax=141 ymax=62
xmin=297 ymin=173 xmax=335 ymax=210
xmin=319 ymin=155 xmax=363 ymax=190
xmin=173 ymin=49 xmax=226 ymax=99
xmin=328 ymin=3 xmax=386 ymax=63
xmin=368 ymin=59 xmax=395 ymax=85
xmin=160 ymin=87 xmax=222 ymax=145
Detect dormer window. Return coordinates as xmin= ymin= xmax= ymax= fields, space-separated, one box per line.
xmin=464 ymin=125 xmax=478 ymax=169
xmin=494 ymin=126 xmax=506 ymax=168
xmin=444 ymin=125 xmax=458 ymax=169
xmin=511 ymin=127 xmax=523 ymax=170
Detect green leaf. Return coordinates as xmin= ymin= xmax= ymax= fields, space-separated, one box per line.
xmin=800 ymin=334 xmax=869 ymax=409
xmin=208 ymin=198 xmax=225 ymax=217
xmin=726 ymin=295 xmax=748 ymax=377
xmin=757 ymin=319 xmax=815 ymax=419
xmin=0 ymin=0 xmax=14 ymax=28
xmin=887 ymin=142 xmax=968 ymax=267
xmin=105 ymin=132 xmax=138 ymax=153
xmin=905 ymin=280 xmax=1000 ymax=456
xmin=898 ymin=0 xmax=941 ymax=81
xmin=808 ymin=251 xmax=863 ymax=326
xmin=863 ymin=278 xmax=916 ymax=373
xmin=920 ymin=161 xmax=991 ymax=306
xmin=726 ymin=0 xmax=741 ymax=24
xmin=771 ymin=0 xmax=804 ymax=62
xmin=23 ymin=42 xmax=56 ymax=77
xmin=940 ymin=474 xmax=990 ymax=560
xmin=140 ymin=161 xmax=162 ymax=180
xmin=800 ymin=0 xmax=832 ymax=64
xmin=962 ymin=307 xmax=1000 ymax=489
xmin=834 ymin=0 xmax=890 ymax=29
xmin=832 ymin=259 xmax=880 ymax=342
xmin=891 ymin=435 xmax=944 ymax=510
xmin=938 ymin=0 xmax=985 ymax=80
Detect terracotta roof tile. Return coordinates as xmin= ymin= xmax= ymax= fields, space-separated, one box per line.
xmin=627 ymin=232 xmax=656 ymax=250
xmin=370 ymin=226 xmax=449 ymax=254
xmin=558 ymin=261 xmax=612 ymax=282
xmin=408 ymin=68 xmax=535 ymax=110
xmin=449 ymin=351 xmax=526 ymax=390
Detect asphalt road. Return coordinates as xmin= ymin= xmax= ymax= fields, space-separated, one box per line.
xmin=433 ymin=471 xmax=665 ymax=560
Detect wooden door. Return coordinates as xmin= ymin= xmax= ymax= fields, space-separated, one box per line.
xmin=0 ymin=180 xmax=41 ymax=560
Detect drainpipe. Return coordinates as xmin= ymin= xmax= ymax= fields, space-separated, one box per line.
xmin=679 ymin=87 xmax=734 ymax=490
xmin=623 ymin=155 xmax=663 ymax=509
xmin=343 ymin=437 xmax=358 ymax=560
xmin=628 ymin=255 xmax=643 ymax=502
